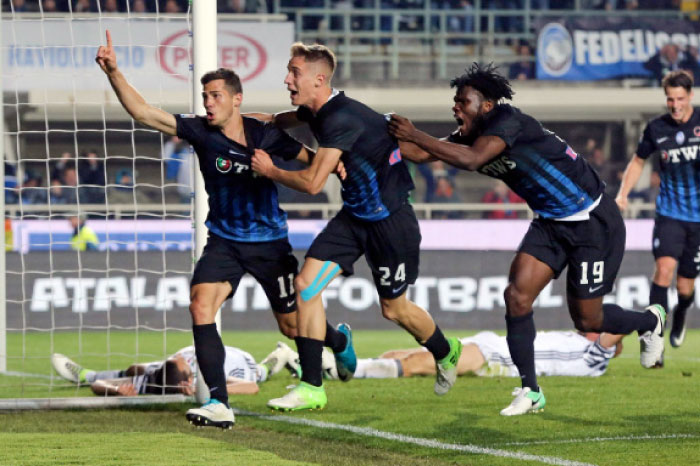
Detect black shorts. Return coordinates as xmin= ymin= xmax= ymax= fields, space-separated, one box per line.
xmin=518 ymin=194 xmax=625 ymax=299
xmin=191 ymin=233 xmax=299 ymax=313
xmin=652 ymin=214 xmax=700 ymax=279
xmin=306 ymin=204 xmax=421 ymax=299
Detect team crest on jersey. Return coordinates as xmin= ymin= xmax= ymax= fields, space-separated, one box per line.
xmin=676 ymin=131 xmax=685 ymax=145
xmin=216 ymin=157 xmax=233 ymax=173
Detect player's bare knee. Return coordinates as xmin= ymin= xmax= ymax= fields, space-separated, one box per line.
xmin=277 ymin=320 xmax=297 ymax=339
xmin=504 ymin=284 xmax=533 ymax=316
xmin=189 ymin=298 xmax=214 ymax=324
xmin=294 ymin=274 xmax=311 ymax=294
xmin=574 ymin=315 xmax=602 ymax=332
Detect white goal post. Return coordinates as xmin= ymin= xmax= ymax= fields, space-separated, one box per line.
xmin=0 ymin=2 xmax=216 ymax=409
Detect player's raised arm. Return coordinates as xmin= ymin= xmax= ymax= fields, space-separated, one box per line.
xmin=389 ymin=114 xmax=504 ymax=170
xmin=252 ymin=146 xmax=341 ymax=195
xmin=615 ymin=154 xmax=646 ymax=211
xmin=96 ymin=30 xmax=177 ymax=136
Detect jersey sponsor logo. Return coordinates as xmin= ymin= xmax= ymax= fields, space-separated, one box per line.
xmin=537 ymin=22 xmax=573 ymax=77
xmin=661 ymin=145 xmax=699 ymax=163
xmin=676 ymin=131 xmax=686 ymax=145
xmin=216 ymin=157 xmax=233 ymax=173
xmin=656 ymin=136 xmax=669 ymax=144
xmin=389 ymin=148 xmax=402 ymax=166
xmin=479 ymin=156 xmax=516 ymax=177
xmin=588 ymin=284 xmax=604 ymax=293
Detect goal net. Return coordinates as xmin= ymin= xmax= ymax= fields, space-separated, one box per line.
xmin=0 ymin=3 xmax=198 ymax=408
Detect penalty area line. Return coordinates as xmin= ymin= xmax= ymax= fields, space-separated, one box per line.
xmin=497 ymin=433 xmax=698 ymax=447
xmin=237 ymin=409 xmax=595 ymax=466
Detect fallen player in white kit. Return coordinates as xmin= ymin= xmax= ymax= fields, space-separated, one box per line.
xmin=346 ymin=331 xmax=625 ymax=379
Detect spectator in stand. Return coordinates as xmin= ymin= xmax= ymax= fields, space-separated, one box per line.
xmin=20 ymin=171 xmax=48 ymax=205
xmin=50 ymin=170 xmax=78 ymax=205
xmin=431 ymin=176 xmax=463 ymax=219
xmin=417 ymin=160 xmax=458 ymax=203
xmin=644 ymin=42 xmax=700 ymax=86
xmin=51 ymin=152 xmax=75 ymax=183
xmin=131 ymin=0 xmax=147 ymax=12
xmin=41 ymin=0 xmax=60 ymax=12
xmin=4 ymin=163 xmax=18 ymax=205
xmin=9 ymin=0 xmax=31 ymax=12
xmin=481 ymin=180 xmax=524 ymax=219
xmin=74 ymin=0 xmax=94 ymax=12
xmin=78 ymin=149 xmax=106 ymax=205
xmin=101 ymin=0 xmax=118 ymax=12
xmin=164 ymin=0 xmax=182 ymax=12
xmin=585 ymin=147 xmax=622 ymax=196
xmin=108 ymin=168 xmax=152 ymax=206
xmin=509 ymin=43 xmax=535 ymax=81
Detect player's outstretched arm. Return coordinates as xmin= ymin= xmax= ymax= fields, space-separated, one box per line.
xmin=243 ymin=110 xmax=303 ymax=129
xmin=225 ymin=377 xmax=260 ymax=395
xmin=389 ymin=114 xmax=504 ymax=170
xmin=90 ymin=378 xmax=138 ymax=396
xmin=96 ymin=30 xmax=176 ymax=136
xmin=615 ymin=155 xmax=645 ymax=211
xmin=252 ymin=147 xmax=341 ymax=195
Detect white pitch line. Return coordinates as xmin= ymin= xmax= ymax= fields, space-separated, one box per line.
xmin=237 ymin=410 xmax=595 ymax=466
xmin=0 ymin=371 xmax=53 ymax=380
xmin=498 ymin=433 xmax=698 ymax=447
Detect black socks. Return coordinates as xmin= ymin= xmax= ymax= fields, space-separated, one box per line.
xmin=296 ymin=336 xmax=324 ymax=387
xmin=506 ymin=312 xmax=538 ymax=392
xmin=420 ymin=326 xmax=451 ymax=361
xmin=193 ymin=323 xmax=229 ymax=407
xmin=601 ymin=303 xmax=657 ymax=335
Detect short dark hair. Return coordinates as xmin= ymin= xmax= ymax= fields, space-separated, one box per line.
xmin=450 ymin=63 xmax=514 ymax=103
xmin=145 ymin=360 xmax=189 ymax=395
xmin=200 ymin=68 xmax=242 ymax=95
xmin=662 ymin=70 xmax=694 ymax=93
xmin=290 ymin=42 xmax=337 ymax=77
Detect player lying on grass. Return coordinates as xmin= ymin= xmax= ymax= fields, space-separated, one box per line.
xmin=343 ymin=331 xmax=626 ymax=379
xmin=51 ymin=342 xmax=307 ymax=405
xmin=276 ymin=331 xmax=627 ymax=381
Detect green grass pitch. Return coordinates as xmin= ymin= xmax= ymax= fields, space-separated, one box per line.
xmin=1 ymin=329 xmax=699 ymax=465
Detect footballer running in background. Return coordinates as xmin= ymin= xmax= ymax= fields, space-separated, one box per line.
xmin=616 ymin=69 xmax=700 ymax=350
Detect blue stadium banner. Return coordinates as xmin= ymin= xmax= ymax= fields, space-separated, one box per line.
xmin=535 ymin=17 xmax=700 ymax=80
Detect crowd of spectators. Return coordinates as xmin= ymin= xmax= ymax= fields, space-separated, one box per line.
xmin=3 ymin=0 xmax=685 ymax=14
xmin=3 ymin=149 xmax=168 ymax=217
xmin=4 ymin=0 xmax=268 ymax=13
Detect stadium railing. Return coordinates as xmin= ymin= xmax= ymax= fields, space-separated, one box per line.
xmin=3 ymin=201 xmax=656 ymax=220
xmin=271 ymin=1 xmax=697 ymax=81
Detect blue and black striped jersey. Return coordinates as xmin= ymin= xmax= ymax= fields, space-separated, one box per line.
xmin=449 ymin=104 xmax=605 ymax=219
xmin=297 ymin=91 xmax=414 ymax=222
xmin=636 ymin=108 xmax=700 ymax=222
xmin=175 ymin=114 xmax=302 ymax=242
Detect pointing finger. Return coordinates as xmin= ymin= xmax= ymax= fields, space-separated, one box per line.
xmin=106 ymin=29 xmax=112 ymax=48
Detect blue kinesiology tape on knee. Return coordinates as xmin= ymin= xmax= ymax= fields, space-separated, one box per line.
xmin=300 ymin=262 xmax=340 ymax=302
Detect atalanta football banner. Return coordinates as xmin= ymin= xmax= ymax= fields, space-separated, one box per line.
xmin=535 ymin=17 xmax=700 ymax=80
xmin=7 ymin=250 xmax=700 ymax=331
